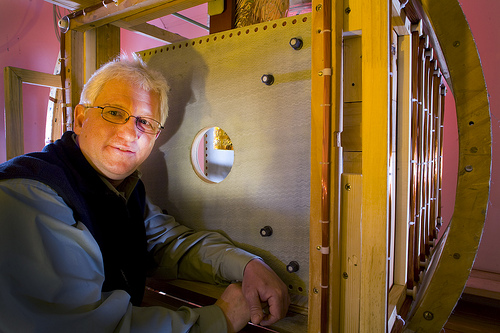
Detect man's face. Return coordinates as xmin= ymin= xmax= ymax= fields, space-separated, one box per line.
xmin=74 ymin=78 xmax=161 ymax=186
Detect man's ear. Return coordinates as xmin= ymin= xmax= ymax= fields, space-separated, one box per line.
xmin=74 ymin=104 xmax=86 ymax=134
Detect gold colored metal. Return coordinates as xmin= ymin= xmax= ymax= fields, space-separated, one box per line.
xmin=212 ymin=127 xmax=233 ymax=150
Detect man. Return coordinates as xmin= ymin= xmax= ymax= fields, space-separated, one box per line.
xmin=0 ymin=56 xmax=289 ymax=332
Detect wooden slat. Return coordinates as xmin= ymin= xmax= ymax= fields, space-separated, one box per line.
xmin=95 ymin=24 xmax=121 ymax=68
xmin=67 ymin=0 xmax=208 ymax=31
xmin=340 ymin=173 xmax=362 ymax=333
xmin=62 ymin=30 xmax=85 ymax=129
xmin=4 ymin=67 xmax=24 ymax=160
xmin=6 ymin=67 xmax=62 ymax=88
xmin=4 ymin=67 xmax=62 ymax=160
xmin=343 ymin=36 xmax=362 ymax=103
xmin=114 ymin=21 xmax=188 ymax=43
xmin=359 ymin=0 xmax=390 ymax=331
xmin=395 ymin=32 xmax=412 ymax=288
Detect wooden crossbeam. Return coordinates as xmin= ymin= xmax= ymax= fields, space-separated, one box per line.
xmin=65 ymin=0 xmax=208 ymax=32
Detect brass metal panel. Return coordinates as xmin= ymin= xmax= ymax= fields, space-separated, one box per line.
xmin=140 ymin=14 xmax=312 ymax=300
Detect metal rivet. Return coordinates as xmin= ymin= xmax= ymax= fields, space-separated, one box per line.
xmin=423 ymin=311 xmax=434 ymax=321
xmin=342 ymin=272 xmax=348 ymax=279
xmin=465 ymin=165 xmax=473 ymax=172
xmin=345 ymin=183 xmax=352 ymax=191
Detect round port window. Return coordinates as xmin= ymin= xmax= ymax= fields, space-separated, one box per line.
xmin=191 ymin=127 xmax=234 ymax=183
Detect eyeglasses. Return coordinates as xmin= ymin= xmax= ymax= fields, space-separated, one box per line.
xmin=89 ymin=106 xmax=164 ymax=135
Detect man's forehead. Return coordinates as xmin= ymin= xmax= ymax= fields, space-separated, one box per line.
xmin=96 ymin=79 xmax=160 ymax=116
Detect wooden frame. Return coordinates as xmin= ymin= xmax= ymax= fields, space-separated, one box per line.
xmin=3 ymin=67 xmax=62 ymax=160
xmin=30 ymin=0 xmax=490 ymax=331
xmin=404 ymin=0 xmax=491 ymax=330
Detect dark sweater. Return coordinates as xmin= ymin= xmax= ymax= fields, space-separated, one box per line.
xmin=0 ymin=131 xmax=154 ymax=305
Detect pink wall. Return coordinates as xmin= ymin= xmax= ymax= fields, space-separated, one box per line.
xmin=0 ymin=0 xmax=61 ymax=159
xmin=1 ymin=0 xmax=499 ymax=273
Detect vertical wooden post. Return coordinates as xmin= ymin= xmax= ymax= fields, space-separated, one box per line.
xmin=359 ymin=0 xmax=390 ymax=331
xmin=62 ymin=24 xmax=119 ymax=131
xmin=209 ymin=0 xmax=235 ymax=33
xmin=395 ymin=32 xmax=412 ymax=288
xmin=61 ymin=30 xmax=84 ymax=131
xmin=4 ymin=67 xmax=23 ymax=159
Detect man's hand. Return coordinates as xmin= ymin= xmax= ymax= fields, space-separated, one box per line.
xmin=242 ymin=259 xmax=290 ymax=326
xmin=215 ymin=283 xmax=250 ymax=333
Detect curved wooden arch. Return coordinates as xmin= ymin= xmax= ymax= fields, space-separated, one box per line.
xmin=405 ymin=0 xmax=491 ymax=331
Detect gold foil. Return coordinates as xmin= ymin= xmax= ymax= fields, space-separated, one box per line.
xmin=213 ymin=127 xmax=233 ymax=150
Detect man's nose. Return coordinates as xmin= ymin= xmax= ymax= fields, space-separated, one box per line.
xmin=116 ymin=117 xmax=139 ymax=139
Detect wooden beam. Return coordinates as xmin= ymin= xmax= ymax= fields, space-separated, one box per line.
xmin=114 ymin=21 xmax=188 ymax=43
xmin=359 ymin=0 xmax=390 ymax=331
xmin=340 ymin=173 xmax=363 ymax=332
xmin=66 ymin=0 xmax=208 ymax=32
xmin=95 ymin=24 xmax=121 ymax=68
xmin=3 ymin=67 xmax=62 ymax=160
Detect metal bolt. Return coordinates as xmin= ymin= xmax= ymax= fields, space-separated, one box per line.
xmin=345 ymin=183 xmax=352 ymax=191
xmin=286 ymin=261 xmax=300 ymax=273
xmin=261 ymin=74 xmax=274 ymax=86
xmin=423 ymin=311 xmax=434 ymax=321
xmin=289 ymin=37 xmax=303 ymax=50
xmin=260 ymin=226 xmax=273 ymax=237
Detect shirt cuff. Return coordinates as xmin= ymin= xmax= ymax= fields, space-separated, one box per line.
xmin=220 ymin=248 xmax=261 ymax=282
xmin=190 ymin=304 xmax=228 ymax=333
